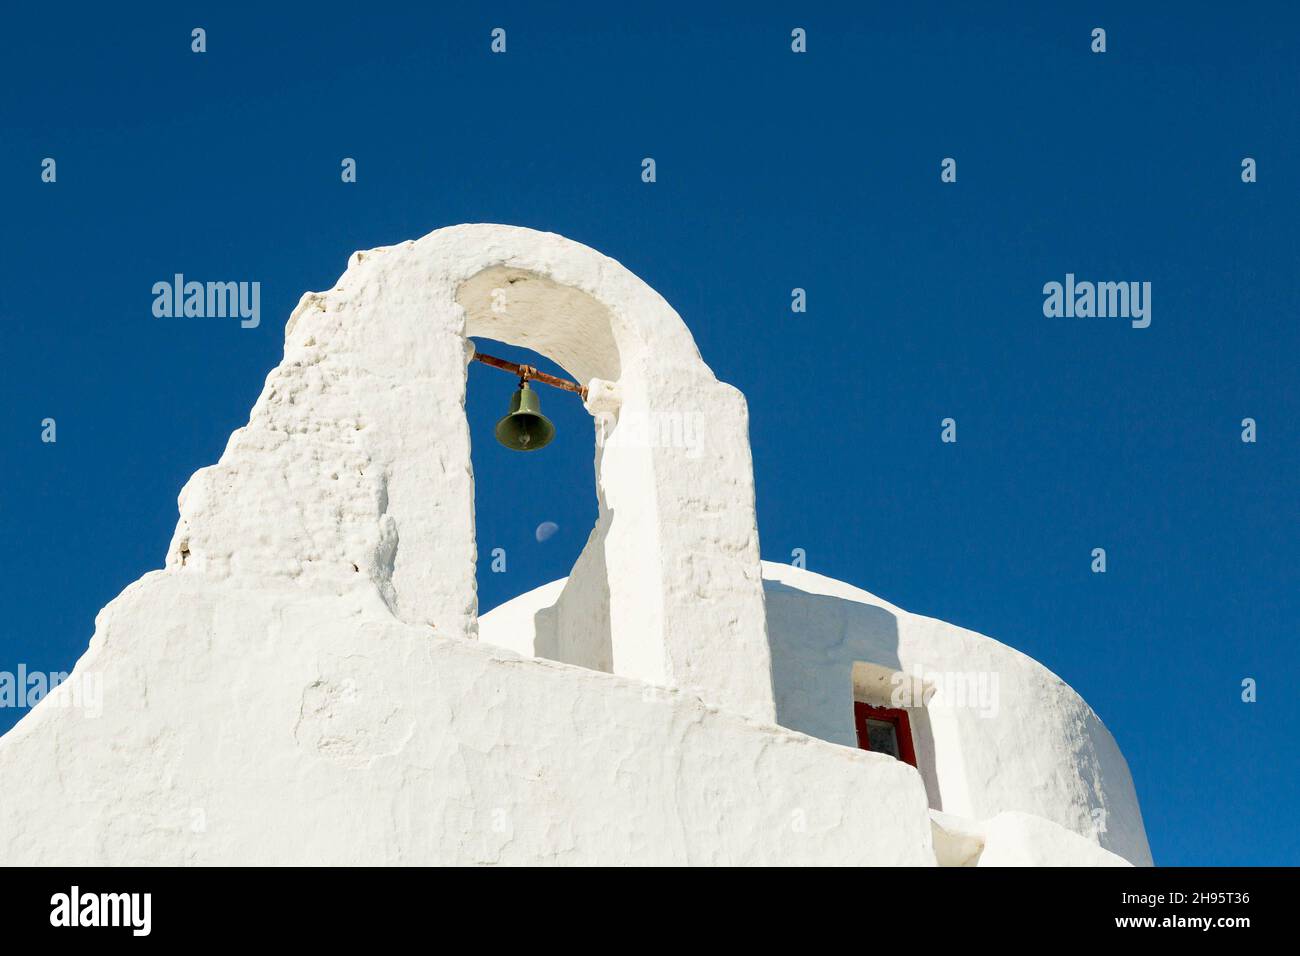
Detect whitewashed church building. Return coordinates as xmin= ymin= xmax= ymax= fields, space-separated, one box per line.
xmin=0 ymin=225 xmax=1151 ymax=866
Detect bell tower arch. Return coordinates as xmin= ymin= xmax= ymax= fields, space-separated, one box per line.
xmin=453 ymin=239 xmax=774 ymax=723
xmin=168 ymin=224 xmax=775 ymax=722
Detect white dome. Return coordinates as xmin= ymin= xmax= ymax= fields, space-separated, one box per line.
xmin=482 ymin=560 xmax=1152 ymax=866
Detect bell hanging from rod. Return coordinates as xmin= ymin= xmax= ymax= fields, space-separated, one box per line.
xmin=494 ymin=379 xmax=556 ymax=451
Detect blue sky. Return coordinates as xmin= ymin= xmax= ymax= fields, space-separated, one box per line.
xmin=1 ymin=3 xmax=1296 ymax=865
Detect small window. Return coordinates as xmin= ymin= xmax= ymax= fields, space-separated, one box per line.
xmin=854 ymin=701 xmax=917 ymax=767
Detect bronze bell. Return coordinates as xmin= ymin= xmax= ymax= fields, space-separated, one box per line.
xmin=494 ymin=382 xmax=555 ymax=451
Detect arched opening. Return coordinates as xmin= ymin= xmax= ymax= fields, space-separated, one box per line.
xmin=458 ymin=266 xmax=622 ymax=384
xmin=458 ymin=268 xmax=624 ymax=673
xmin=465 ymin=336 xmax=598 ymax=644
xmin=437 ymin=228 xmax=773 ymax=722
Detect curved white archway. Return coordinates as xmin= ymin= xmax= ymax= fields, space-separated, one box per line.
xmin=169 ymin=224 xmax=776 ymax=721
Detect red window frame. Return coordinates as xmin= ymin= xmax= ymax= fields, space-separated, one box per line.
xmin=854 ymin=701 xmax=917 ymax=768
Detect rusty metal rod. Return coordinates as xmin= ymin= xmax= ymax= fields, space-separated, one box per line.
xmin=472 ymin=351 xmax=587 ymax=400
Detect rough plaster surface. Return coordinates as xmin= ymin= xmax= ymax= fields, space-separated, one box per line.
xmin=482 ymin=562 xmax=1154 ymax=866
xmin=0 ymin=224 xmax=898 ymax=865
xmin=160 ymin=223 xmax=774 ymax=722
xmin=0 ymin=574 xmax=933 ymax=865
xmin=0 ymin=224 xmax=1149 ymax=866
xmin=929 ymin=810 xmax=1130 ymax=867
xmin=974 ymin=812 xmax=1133 ymax=867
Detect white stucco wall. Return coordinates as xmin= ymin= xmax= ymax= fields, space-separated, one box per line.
xmin=481 ymin=563 xmax=1154 ymax=866
xmin=0 ymin=224 xmax=887 ymax=865
xmin=159 ymin=224 xmax=774 ymax=724
xmin=0 ymin=224 xmax=1148 ymax=866
xmin=0 ymin=574 xmax=935 ymax=865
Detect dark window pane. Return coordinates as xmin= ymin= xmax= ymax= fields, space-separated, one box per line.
xmin=866 ymin=718 xmax=900 ymax=758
